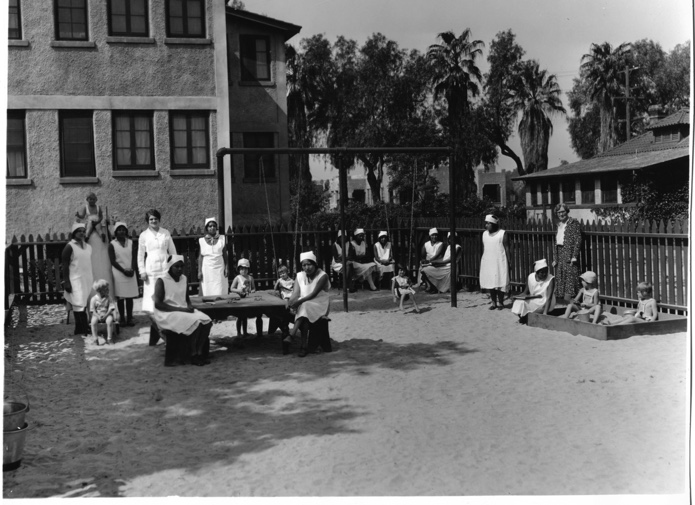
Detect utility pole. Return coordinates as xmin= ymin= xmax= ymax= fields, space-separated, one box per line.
xmin=617 ymin=65 xmax=640 ymax=142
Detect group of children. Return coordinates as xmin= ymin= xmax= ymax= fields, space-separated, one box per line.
xmin=511 ymin=258 xmax=658 ymax=325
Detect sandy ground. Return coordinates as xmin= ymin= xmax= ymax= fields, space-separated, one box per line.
xmin=2 ymin=289 xmax=689 ymax=499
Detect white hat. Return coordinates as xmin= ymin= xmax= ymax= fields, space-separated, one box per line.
xmin=485 ymin=214 xmax=499 ymax=224
xmin=534 ymin=259 xmax=549 ymax=272
xmin=429 ymin=228 xmax=438 ymax=236
xmin=580 ymin=271 xmax=597 ymax=284
xmin=166 ymin=254 xmax=185 ymax=270
xmin=378 ymin=230 xmax=388 ymax=238
xmin=114 ymin=221 xmax=128 ymax=232
xmin=71 ymin=222 xmax=86 ymax=234
xmin=299 ymin=251 xmax=317 ymax=264
xmin=205 ymin=217 xmax=218 ymax=227
xmin=354 ymin=228 xmax=365 ymax=236
xmin=237 ymin=258 xmax=250 ymax=269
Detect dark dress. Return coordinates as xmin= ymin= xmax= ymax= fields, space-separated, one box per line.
xmin=554 ymin=217 xmax=582 ymax=299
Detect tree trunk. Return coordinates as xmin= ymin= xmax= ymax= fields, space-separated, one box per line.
xmin=498 ymin=142 xmax=525 ymax=175
xmin=358 ymin=154 xmax=383 ymax=203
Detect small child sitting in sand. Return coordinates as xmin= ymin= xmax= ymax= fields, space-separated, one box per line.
xmin=75 ymin=192 xmax=106 ymax=243
xmin=89 ymin=279 xmax=117 ymax=345
xmin=602 ymin=281 xmax=658 ymax=325
xmin=392 ymin=266 xmax=420 ymax=313
xmin=560 ymin=270 xmax=602 ymax=323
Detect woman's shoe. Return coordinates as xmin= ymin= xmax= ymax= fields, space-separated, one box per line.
xmin=489 ymin=304 xmax=498 ymax=310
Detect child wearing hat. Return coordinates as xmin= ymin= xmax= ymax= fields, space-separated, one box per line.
xmin=561 ymin=270 xmax=603 ymax=323
xmin=230 ymin=258 xmax=263 ymax=338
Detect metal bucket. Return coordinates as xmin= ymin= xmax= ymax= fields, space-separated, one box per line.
xmin=3 ymin=402 xmax=29 ymax=432
xmin=3 ymin=422 xmax=31 ymax=471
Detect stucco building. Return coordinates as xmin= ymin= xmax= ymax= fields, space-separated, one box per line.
xmin=513 ymin=109 xmax=690 ymax=222
xmin=6 ymin=1 xmax=300 ymax=241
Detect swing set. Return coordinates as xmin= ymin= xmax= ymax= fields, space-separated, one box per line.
xmin=215 ymin=146 xmax=456 ymax=311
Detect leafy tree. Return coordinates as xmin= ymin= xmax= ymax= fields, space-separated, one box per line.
xmin=482 ymin=29 xmax=525 ymax=174
xmin=427 ymin=29 xmax=484 ymax=197
xmin=566 ymin=74 xmax=601 ymax=159
xmin=655 ymin=40 xmax=690 ymax=111
xmin=228 ymin=0 xmax=245 ymax=9
xmin=580 ymin=42 xmax=631 ymax=153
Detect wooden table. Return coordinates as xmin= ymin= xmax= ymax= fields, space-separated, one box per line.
xmin=189 ymin=291 xmax=288 ymax=322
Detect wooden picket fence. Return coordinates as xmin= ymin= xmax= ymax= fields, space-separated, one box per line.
xmin=4 ymin=218 xmax=689 ymax=314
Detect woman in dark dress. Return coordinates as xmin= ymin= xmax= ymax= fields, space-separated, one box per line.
xmin=552 ymin=203 xmax=582 ymax=301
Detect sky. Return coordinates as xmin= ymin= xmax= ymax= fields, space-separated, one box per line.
xmin=244 ymin=0 xmax=693 ymax=180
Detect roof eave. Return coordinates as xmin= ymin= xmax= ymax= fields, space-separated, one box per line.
xmin=226 ymin=8 xmax=302 ymax=41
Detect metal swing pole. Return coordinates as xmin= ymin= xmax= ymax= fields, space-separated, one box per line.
xmin=338 ymin=151 xmax=349 ymax=312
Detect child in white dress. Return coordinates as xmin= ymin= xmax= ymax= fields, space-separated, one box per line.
xmin=392 ymin=266 xmax=420 ymax=313
xmin=89 ymin=279 xmax=117 ymax=345
xmin=230 ymin=258 xmax=262 ymax=338
xmin=561 ymin=270 xmax=602 ymax=323
xmin=75 ymin=192 xmax=106 ymax=243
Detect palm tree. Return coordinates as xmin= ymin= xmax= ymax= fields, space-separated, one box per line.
xmin=510 ymin=60 xmax=566 ymax=173
xmin=581 ymin=42 xmax=631 ymax=153
xmin=427 ymin=29 xmax=484 ymax=196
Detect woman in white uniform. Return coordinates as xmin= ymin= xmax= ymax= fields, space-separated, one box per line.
xmin=349 ymin=228 xmax=378 ymax=291
xmin=108 ymin=222 xmax=138 ymax=326
xmin=373 ymin=230 xmax=395 ymax=289
xmin=153 ymin=255 xmax=212 ymax=366
xmin=197 ymin=217 xmax=228 ymax=296
xmin=419 ymin=228 xmax=445 ymax=292
xmin=479 ymin=214 xmax=511 ymax=310
xmin=289 ymin=251 xmax=332 ymax=357
xmin=62 ymin=223 xmax=94 ymax=335
xmin=421 ymin=232 xmax=463 ymax=293
xmin=511 ymin=259 xmax=556 ymax=323
xmin=137 ymin=209 xmax=177 ymax=344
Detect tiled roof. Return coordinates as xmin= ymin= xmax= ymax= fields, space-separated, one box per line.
xmin=645 ymin=108 xmax=690 ymax=130
xmin=514 ymin=108 xmax=690 ymax=181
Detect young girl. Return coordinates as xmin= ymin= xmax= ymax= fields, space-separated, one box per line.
xmin=603 ymin=282 xmax=659 ymax=325
xmin=561 ymin=270 xmax=603 ymax=323
xmin=392 ymin=266 xmax=420 ymax=313
xmin=89 ymin=279 xmax=117 ymax=345
xmin=273 ymin=265 xmax=295 ymax=301
xmin=75 ymin=192 xmax=106 ymax=243
xmin=230 ymin=258 xmax=263 ymax=338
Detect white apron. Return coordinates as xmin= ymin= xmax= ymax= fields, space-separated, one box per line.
xmin=138 ymin=227 xmax=177 ymax=313
xmin=64 ymin=240 xmax=94 ymax=311
xmin=295 ymin=270 xmax=331 ymax=323
xmin=479 ymin=230 xmax=509 ymax=292
xmin=152 ymin=274 xmax=211 ymax=336
xmin=374 ymin=242 xmax=394 ymax=277
xmin=199 ymin=236 xmax=227 ymax=296
xmin=110 ymin=238 xmax=139 ymax=298
xmin=511 ymin=273 xmax=556 ymax=317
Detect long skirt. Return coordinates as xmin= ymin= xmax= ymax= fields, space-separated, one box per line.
xmin=555 ymin=245 xmax=581 ymax=299
xmin=351 ymin=261 xmax=376 ymax=281
xmin=421 ymin=265 xmax=452 ymax=293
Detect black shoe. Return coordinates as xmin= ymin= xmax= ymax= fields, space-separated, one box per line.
xmin=298 ymin=348 xmax=308 ymax=358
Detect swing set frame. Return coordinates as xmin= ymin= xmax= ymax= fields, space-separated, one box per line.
xmin=215 ymin=146 xmax=457 ymax=311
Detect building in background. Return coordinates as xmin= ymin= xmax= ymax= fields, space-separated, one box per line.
xmin=5 ymin=1 xmax=300 ymax=241
xmin=513 ymin=109 xmax=690 ymax=222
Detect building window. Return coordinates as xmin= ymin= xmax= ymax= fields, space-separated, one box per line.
xmin=7 ymin=111 xmax=27 ymax=179
xmin=549 ymin=182 xmax=561 ymax=205
xmin=580 ymin=177 xmax=595 ymax=204
xmin=170 ymin=112 xmax=210 ymax=169
xmin=482 ymin=184 xmax=501 ymax=203
xmin=113 ymin=112 xmax=154 ymax=170
xmin=530 ymin=183 xmax=537 ymax=206
xmin=55 ymin=0 xmax=88 ymax=41
xmin=166 ymin=0 xmax=204 ymax=38
xmin=540 ymin=182 xmax=549 ymax=205
xmin=60 ymin=111 xmax=95 ymax=177
xmin=240 ymin=35 xmax=271 ymax=81
xmin=562 ymin=180 xmax=575 ymax=203
xmin=601 ymin=175 xmax=618 ymax=204
xmin=243 ymin=133 xmax=275 ymax=180
xmin=108 ymin=0 xmax=148 ymax=36
xmin=9 ymin=0 xmax=21 ymax=39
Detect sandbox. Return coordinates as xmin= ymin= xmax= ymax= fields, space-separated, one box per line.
xmin=528 ymin=307 xmax=688 ymax=341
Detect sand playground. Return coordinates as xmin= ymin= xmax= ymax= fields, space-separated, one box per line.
xmin=2 ymin=288 xmax=689 ymax=500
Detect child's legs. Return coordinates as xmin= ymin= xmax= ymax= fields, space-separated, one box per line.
xmin=399 ymin=293 xmax=408 ymax=309
xmin=563 ymin=303 xmax=578 ymax=317
xmin=236 ymin=317 xmax=248 ymax=336
xmin=90 ymin=315 xmax=99 ymax=337
xmin=105 ymin=315 xmax=114 ymax=339
xmin=589 ymin=304 xmax=602 ymax=323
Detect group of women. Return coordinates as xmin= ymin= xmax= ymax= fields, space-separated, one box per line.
xmin=61 ymin=195 xmax=584 ymax=363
